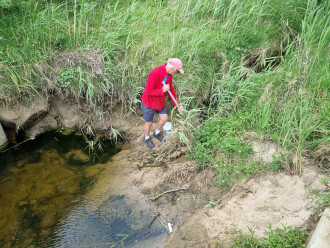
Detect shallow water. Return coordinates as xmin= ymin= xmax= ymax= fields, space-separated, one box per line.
xmin=0 ymin=130 xmax=167 ymax=247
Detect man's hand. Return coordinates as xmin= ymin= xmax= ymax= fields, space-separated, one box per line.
xmin=162 ymin=84 xmax=170 ymax=93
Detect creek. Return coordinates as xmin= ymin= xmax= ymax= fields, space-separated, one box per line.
xmin=0 ymin=130 xmax=168 ymax=247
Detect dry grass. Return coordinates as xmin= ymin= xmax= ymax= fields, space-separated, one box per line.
xmin=314 ymin=143 xmax=330 ymax=172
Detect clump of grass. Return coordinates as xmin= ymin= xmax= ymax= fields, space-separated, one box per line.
xmin=189 ymin=109 xmax=256 ymax=186
xmin=228 ymin=225 xmax=309 ymax=248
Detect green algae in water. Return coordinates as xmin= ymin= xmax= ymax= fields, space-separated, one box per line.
xmin=0 ymin=130 xmax=119 ymax=247
xmin=67 ymin=152 xmax=89 ymax=166
xmin=0 ymin=130 xmax=168 ymax=248
xmin=50 ymin=130 xmax=119 ymax=164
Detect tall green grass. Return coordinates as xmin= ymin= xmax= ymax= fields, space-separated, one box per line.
xmin=0 ymin=0 xmax=306 ymax=104
xmin=0 ymin=0 xmax=329 ymax=177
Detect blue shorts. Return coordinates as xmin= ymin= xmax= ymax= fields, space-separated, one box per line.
xmin=141 ymin=102 xmax=167 ymax=122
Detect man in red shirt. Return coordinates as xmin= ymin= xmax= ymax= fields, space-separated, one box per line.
xmin=141 ymin=58 xmax=184 ymax=148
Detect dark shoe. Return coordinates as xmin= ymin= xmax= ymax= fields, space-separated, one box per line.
xmin=153 ymin=132 xmax=165 ymax=142
xmin=145 ymin=138 xmax=155 ymax=148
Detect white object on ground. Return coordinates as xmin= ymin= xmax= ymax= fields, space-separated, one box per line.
xmin=163 ymin=122 xmax=172 ymax=134
xmin=168 ymin=223 xmax=173 ymax=233
xmin=307 ymin=208 xmax=330 ymax=248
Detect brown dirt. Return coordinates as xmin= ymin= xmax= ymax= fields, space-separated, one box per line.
xmin=55 ymin=50 xmax=104 ymax=76
xmin=87 ymin=113 xmax=327 ymax=248
xmin=0 ymin=96 xmax=48 ymax=129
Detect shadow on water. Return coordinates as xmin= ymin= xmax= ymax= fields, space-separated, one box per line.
xmin=0 ymin=130 xmax=168 ymax=248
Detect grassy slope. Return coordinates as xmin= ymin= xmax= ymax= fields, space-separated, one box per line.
xmin=0 ymin=0 xmax=329 ymax=180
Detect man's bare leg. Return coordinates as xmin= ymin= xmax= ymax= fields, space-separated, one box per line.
xmin=144 ymin=121 xmax=153 ymax=136
xmin=156 ymin=114 xmax=168 ymax=131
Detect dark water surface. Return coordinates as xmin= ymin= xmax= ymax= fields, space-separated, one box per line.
xmin=0 ymin=130 xmax=167 ymax=247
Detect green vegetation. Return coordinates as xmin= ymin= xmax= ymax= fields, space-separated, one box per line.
xmin=189 ymin=109 xmax=257 ymax=186
xmin=228 ymin=225 xmax=309 ymax=248
xmin=1 ymin=0 xmax=329 ymax=181
xmin=308 ymin=178 xmax=330 ymax=215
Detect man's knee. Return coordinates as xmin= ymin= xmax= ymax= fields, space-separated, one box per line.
xmin=160 ymin=114 xmax=168 ymax=122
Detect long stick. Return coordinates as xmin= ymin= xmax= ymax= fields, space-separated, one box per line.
xmin=150 ymin=188 xmax=188 ymax=201
xmin=162 ymin=79 xmax=184 ymax=114
xmin=1 ymin=137 xmax=35 ymax=153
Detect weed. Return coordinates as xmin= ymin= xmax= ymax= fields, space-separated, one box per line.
xmin=207 ymin=198 xmax=217 ymax=208
xmin=189 ymin=109 xmax=255 ymax=187
xmin=265 ymin=153 xmax=287 ymax=171
xmin=111 ymin=127 xmax=122 ymax=143
xmin=308 ymin=178 xmax=330 ymax=215
xmin=58 ymin=67 xmax=75 ymax=88
xmin=229 ymin=228 xmax=261 ymax=248
xmin=80 ymin=123 xmax=99 ymax=157
xmin=262 ymin=225 xmax=309 ymax=247
xmin=170 ymin=105 xmax=202 ymax=150
xmin=229 ymin=225 xmax=309 ymax=248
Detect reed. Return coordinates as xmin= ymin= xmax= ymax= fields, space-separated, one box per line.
xmin=1 ymin=0 xmax=328 ymax=177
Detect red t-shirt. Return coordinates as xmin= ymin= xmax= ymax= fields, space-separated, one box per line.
xmin=142 ymin=64 xmax=180 ymax=111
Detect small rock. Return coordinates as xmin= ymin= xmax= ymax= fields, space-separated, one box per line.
xmin=132 ymin=162 xmax=139 ymax=167
xmin=0 ymin=123 xmax=8 ymax=151
xmin=168 ymin=151 xmax=182 ymax=160
xmin=16 ymin=161 xmax=25 ymax=169
xmin=181 ymin=147 xmax=189 ymax=153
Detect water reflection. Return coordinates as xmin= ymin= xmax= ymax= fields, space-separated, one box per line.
xmin=36 ymin=196 xmax=167 ymax=247
xmin=0 ymin=130 xmax=167 ymax=247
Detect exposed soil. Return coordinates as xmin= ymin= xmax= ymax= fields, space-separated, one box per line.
xmin=88 ymin=112 xmax=327 ymax=247
xmin=55 ymin=50 xmax=104 ymax=76
xmin=1 ymin=99 xmax=328 ymax=247
xmin=164 ymin=168 xmax=324 ymax=247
